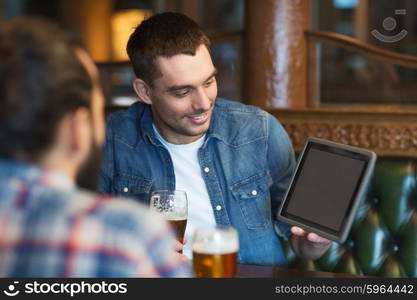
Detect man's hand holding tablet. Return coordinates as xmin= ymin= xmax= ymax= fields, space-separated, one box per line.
xmin=278 ymin=138 xmax=376 ymax=259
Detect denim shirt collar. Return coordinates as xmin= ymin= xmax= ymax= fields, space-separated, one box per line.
xmin=136 ymin=99 xmax=229 ymax=148
xmin=139 ymin=104 xmax=164 ymax=148
xmin=205 ymin=103 xmax=228 ymax=144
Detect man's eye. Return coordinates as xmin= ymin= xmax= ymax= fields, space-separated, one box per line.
xmin=173 ymin=89 xmax=190 ymax=97
xmin=204 ymin=79 xmax=214 ymax=87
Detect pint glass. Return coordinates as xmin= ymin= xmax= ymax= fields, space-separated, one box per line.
xmin=192 ymin=226 xmax=239 ymax=278
xmin=150 ymin=190 xmax=188 ymax=247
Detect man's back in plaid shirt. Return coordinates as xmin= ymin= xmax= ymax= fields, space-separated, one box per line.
xmin=0 ymin=160 xmax=187 ymax=277
xmin=0 ymin=18 xmax=187 ymax=277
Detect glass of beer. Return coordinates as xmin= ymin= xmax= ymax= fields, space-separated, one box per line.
xmin=149 ymin=190 xmax=188 ymax=252
xmin=192 ymin=226 xmax=239 ymax=278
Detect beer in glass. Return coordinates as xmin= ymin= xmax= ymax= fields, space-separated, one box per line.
xmin=192 ymin=226 xmax=239 ymax=278
xmin=150 ymin=190 xmax=188 ymax=249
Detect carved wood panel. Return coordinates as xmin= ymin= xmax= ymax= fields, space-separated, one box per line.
xmin=269 ymin=108 xmax=417 ymax=157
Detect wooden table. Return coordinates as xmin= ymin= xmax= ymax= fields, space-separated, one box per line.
xmin=236 ymin=264 xmax=371 ymax=278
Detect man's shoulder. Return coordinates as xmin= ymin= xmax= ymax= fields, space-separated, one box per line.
xmin=210 ymin=98 xmax=279 ymax=146
xmin=215 ymin=98 xmax=269 ymax=117
xmin=214 ymin=98 xmax=286 ymax=133
xmin=105 ymin=101 xmax=148 ymax=145
xmin=73 ymin=189 xmax=152 ymax=221
xmin=4 ymin=181 xmax=156 ymax=233
xmin=106 ymin=101 xmax=146 ymax=126
xmin=63 ymin=188 xmax=166 ymax=234
xmin=213 ymin=98 xmax=282 ymax=129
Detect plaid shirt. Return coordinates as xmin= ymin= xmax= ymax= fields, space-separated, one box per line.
xmin=0 ymin=159 xmax=188 ymax=277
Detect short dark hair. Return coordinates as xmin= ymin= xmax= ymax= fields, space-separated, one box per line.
xmin=0 ymin=18 xmax=92 ymax=161
xmin=126 ymin=12 xmax=211 ymax=86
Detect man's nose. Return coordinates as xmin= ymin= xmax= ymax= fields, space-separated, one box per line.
xmin=192 ymin=88 xmax=212 ymax=111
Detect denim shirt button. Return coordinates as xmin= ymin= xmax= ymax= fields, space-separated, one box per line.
xmin=215 ymin=205 xmax=222 ymax=211
xmin=251 ymin=189 xmax=257 ymax=196
xmin=204 ymin=167 xmax=210 ymax=173
xmin=123 ymin=187 xmax=129 ymax=193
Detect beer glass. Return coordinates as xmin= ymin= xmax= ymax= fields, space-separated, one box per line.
xmin=192 ymin=226 xmax=239 ymax=278
xmin=149 ymin=190 xmax=188 ymax=250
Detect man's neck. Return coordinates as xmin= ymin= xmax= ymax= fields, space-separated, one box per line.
xmin=38 ymin=150 xmax=77 ymax=182
xmin=152 ymin=123 xmax=205 ymax=146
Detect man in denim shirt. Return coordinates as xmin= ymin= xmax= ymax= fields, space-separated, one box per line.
xmin=99 ymin=12 xmax=331 ymax=265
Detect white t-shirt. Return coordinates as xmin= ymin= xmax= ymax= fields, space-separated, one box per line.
xmin=153 ymin=124 xmax=216 ymax=259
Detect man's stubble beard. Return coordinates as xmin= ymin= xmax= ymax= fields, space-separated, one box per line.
xmin=154 ymin=103 xmax=214 ymax=139
xmin=75 ymin=141 xmax=102 ymax=191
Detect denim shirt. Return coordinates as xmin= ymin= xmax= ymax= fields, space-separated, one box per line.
xmin=99 ymin=98 xmax=296 ymax=266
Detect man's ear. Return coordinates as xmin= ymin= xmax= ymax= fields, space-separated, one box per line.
xmin=133 ymin=78 xmax=153 ymax=105
xmin=68 ymin=107 xmax=91 ymax=157
xmin=37 ymin=107 xmax=91 ymax=178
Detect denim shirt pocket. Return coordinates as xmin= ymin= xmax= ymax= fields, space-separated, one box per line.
xmin=231 ymin=172 xmax=272 ymax=230
xmin=113 ymin=174 xmax=153 ymax=203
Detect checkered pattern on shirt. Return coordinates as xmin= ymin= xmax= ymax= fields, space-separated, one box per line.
xmin=0 ymin=160 xmax=187 ymax=277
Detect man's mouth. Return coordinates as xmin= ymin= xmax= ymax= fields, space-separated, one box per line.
xmin=187 ymin=112 xmax=209 ymax=124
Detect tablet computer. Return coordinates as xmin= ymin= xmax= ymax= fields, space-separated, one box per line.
xmin=277 ymin=137 xmax=376 ymax=243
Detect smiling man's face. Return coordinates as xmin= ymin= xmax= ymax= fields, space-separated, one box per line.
xmin=146 ymin=44 xmax=218 ymax=144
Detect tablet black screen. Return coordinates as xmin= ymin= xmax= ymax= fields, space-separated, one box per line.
xmin=281 ymin=144 xmax=368 ymax=235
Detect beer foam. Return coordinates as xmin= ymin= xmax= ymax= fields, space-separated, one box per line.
xmin=192 ymin=239 xmax=239 ymax=254
xmin=166 ymin=215 xmax=187 ymax=221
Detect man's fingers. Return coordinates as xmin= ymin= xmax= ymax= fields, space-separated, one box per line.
xmin=291 ymin=227 xmax=331 ymax=245
xmin=174 ymin=252 xmax=189 ymax=263
xmin=291 ymin=226 xmax=306 ymax=236
xmin=174 ymin=239 xmax=184 ymax=252
xmin=307 ymin=233 xmax=331 ymax=245
xmin=177 ymin=237 xmax=187 ymax=245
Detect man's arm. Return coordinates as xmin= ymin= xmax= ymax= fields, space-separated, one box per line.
xmin=143 ymin=209 xmax=191 ymax=277
xmin=266 ymin=114 xmax=331 ymax=260
xmin=266 ymin=113 xmax=295 ymax=240
xmin=97 ymin=116 xmax=115 ymax=194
